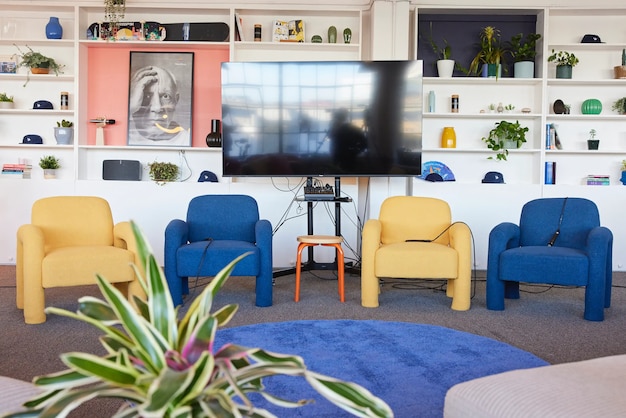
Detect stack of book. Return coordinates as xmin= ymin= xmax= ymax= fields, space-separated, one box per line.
xmin=2 ymin=163 xmax=27 ymax=175
xmin=586 ymin=175 xmax=610 ymax=186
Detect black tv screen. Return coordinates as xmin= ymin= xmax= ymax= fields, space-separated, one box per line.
xmin=221 ymin=60 xmax=423 ymax=177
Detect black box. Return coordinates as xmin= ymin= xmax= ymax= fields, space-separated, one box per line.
xmin=102 ymin=160 xmax=142 ymax=181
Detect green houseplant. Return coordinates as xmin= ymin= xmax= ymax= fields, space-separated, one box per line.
xmin=507 ymin=32 xmax=542 ymax=78
xmin=13 ymin=44 xmax=64 ymax=86
xmin=421 ymin=22 xmax=454 ymax=77
xmin=547 ymin=49 xmax=579 ymax=79
xmin=148 ymin=161 xmax=179 ymax=185
xmin=482 ymin=120 xmax=529 ymax=161
xmin=614 ymin=48 xmax=626 ymax=79
xmin=612 ymin=97 xmax=626 ymax=114
xmin=39 ymin=155 xmax=60 ymax=179
xmin=469 ymin=26 xmax=508 ymax=78
xmin=6 ymin=222 xmax=392 ymax=418
xmin=0 ymin=92 xmax=14 ymax=109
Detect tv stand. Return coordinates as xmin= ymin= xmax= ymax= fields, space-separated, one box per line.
xmin=273 ymin=177 xmax=352 ymax=278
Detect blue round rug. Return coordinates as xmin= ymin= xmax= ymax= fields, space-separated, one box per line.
xmin=214 ymin=320 xmax=548 ymax=417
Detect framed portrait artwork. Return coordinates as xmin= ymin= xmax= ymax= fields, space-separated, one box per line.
xmin=127 ymin=51 xmax=194 ymax=146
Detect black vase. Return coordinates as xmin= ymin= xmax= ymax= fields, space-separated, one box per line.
xmin=206 ymin=119 xmax=222 ymax=147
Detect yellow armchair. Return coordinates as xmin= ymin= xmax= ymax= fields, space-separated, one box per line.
xmin=361 ymin=196 xmax=471 ymax=310
xmin=16 ymin=196 xmax=145 ymax=324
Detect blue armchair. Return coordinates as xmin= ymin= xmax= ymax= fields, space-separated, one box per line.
xmin=164 ymin=194 xmax=273 ymax=307
xmin=486 ymin=197 xmax=612 ymax=321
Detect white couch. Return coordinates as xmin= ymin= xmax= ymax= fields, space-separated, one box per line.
xmin=444 ymin=355 xmax=626 ymax=418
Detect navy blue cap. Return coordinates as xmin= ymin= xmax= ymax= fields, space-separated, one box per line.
xmin=33 ymin=100 xmax=53 ymax=109
xmin=482 ymin=171 xmax=505 ymax=184
xmin=198 ymin=170 xmax=218 ymax=182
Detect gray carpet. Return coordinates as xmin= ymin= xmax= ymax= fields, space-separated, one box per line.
xmin=2 ymin=265 xmax=626 ymax=417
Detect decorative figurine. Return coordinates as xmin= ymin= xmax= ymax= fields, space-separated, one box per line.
xmin=328 ymin=26 xmax=337 ymax=43
xmin=311 ymin=35 xmax=322 ymax=43
xmin=343 ymin=28 xmax=352 ymax=44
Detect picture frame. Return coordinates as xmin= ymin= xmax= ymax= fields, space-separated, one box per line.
xmin=0 ymin=54 xmax=17 ymax=74
xmin=127 ymin=51 xmax=193 ymax=146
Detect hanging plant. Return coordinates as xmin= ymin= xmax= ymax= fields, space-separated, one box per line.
xmin=104 ymin=0 xmax=126 ymax=33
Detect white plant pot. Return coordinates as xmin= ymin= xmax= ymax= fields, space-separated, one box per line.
xmin=43 ymin=169 xmax=57 ymax=179
xmin=437 ymin=60 xmax=455 ymax=78
xmin=514 ymin=61 xmax=535 ymax=78
xmin=0 ymin=101 xmax=14 ymax=109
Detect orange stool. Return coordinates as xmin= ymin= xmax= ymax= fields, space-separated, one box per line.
xmin=295 ymin=235 xmax=345 ymax=302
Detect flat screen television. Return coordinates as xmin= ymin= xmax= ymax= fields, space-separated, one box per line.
xmin=221 ymin=60 xmax=423 ymax=177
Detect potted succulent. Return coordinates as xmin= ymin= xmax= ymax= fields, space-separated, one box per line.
xmin=507 ymin=32 xmax=542 ymax=78
xmin=0 ymin=92 xmax=14 ymax=109
xmin=54 ymin=119 xmax=73 ymax=145
xmin=39 ymin=155 xmax=60 ymax=179
xmin=13 ymin=44 xmax=64 ymax=86
xmin=469 ymin=26 xmax=508 ymax=79
xmin=148 ymin=161 xmax=179 ymax=185
xmin=422 ymin=22 xmax=454 ymax=78
xmin=482 ymin=120 xmax=529 ymax=161
xmin=588 ymin=129 xmax=599 ymax=150
xmin=547 ymin=49 xmax=579 ymax=79
xmin=6 ymin=222 xmax=392 ymax=418
xmin=614 ymin=49 xmax=626 ymax=79
xmin=612 ymin=97 xmax=626 ymax=115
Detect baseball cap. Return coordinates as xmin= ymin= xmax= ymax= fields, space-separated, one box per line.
xmin=198 ymin=170 xmax=218 ymax=182
xmin=482 ymin=171 xmax=505 ymax=184
xmin=581 ymin=34 xmax=603 ymax=43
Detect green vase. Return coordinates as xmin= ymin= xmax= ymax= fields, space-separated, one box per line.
xmin=343 ymin=28 xmax=352 ymax=43
xmin=328 ymin=26 xmax=337 ymax=44
xmin=581 ymin=99 xmax=602 ymax=115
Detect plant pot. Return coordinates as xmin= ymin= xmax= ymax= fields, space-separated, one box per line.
xmin=514 ymin=61 xmax=535 ymax=78
xmin=43 ymin=169 xmax=56 ymax=179
xmin=504 ymin=140 xmax=519 ymax=149
xmin=30 ymin=67 xmax=50 ymax=75
xmin=0 ymin=102 xmax=14 ymax=109
xmin=436 ymin=59 xmax=455 ymax=78
xmin=614 ymin=66 xmax=626 ymax=79
xmin=54 ymin=127 xmax=73 ymax=145
xmin=621 ymin=171 xmax=626 ymax=185
xmin=587 ymin=139 xmax=599 ymax=150
xmin=481 ymin=63 xmax=501 ymax=78
xmin=555 ymin=65 xmax=572 ymax=79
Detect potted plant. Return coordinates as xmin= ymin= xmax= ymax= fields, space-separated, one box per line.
xmin=13 ymin=44 xmax=64 ymax=86
xmin=39 ymin=155 xmax=60 ymax=179
xmin=422 ymin=22 xmax=454 ymax=78
xmin=547 ymin=49 xmax=579 ymax=79
xmin=482 ymin=120 xmax=529 ymax=161
xmin=54 ymin=119 xmax=73 ymax=145
xmin=507 ymin=32 xmax=542 ymax=78
xmin=612 ymin=97 xmax=626 ymax=115
xmin=588 ymin=129 xmax=599 ymax=150
xmin=620 ymin=159 xmax=626 ymax=185
xmin=614 ymin=49 xmax=626 ymax=79
xmin=469 ymin=26 xmax=508 ymax=79
xmin=148 ymin=161 xmax=179 ymax=185
xmin=0 ymin=92 xmax=14 ymax=109
xmin=7 ymin=222 xmax=393 ymax=418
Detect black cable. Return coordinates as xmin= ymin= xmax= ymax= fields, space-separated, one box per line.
xmin=183 ymin=238 xmax=213 ymax=306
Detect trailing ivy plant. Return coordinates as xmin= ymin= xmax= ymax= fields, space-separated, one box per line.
xmin=148 ymin=161 xmax=179 ymax=185
xmin=6 ymin=222 xmax=393 ymax=418
xmin=482 ymin=120 xmax=529 ymax=161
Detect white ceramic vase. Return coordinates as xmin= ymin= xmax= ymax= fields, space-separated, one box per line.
xmin=437 ymin=59 xmax=455 ymax=78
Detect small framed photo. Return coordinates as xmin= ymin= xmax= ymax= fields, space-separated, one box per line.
xmin=0 ymin=55 xmax=17 ymax=74
xmin=127 ymin=51 xmax=194 ymax=146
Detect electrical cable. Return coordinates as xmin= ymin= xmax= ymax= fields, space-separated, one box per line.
xmin=183 ymin=238 xmax=213 ymax=306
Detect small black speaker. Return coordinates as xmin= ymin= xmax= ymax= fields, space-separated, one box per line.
xmin=102 ymin=160 xmax=142 ymax=181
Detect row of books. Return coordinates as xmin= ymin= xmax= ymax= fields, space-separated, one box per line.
xmin=2 ymin=163 xmax=32 ymax=178
xmin=586 ymin=175 xmax=610 ymax=186
xmin=545 ymin=123 xmax=562 ymax=150
xmin=545 ymin=162 xmax=611 ymax=185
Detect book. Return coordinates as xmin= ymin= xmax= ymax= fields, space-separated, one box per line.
xmin=235 ymin=13 xmax=245 ymax=41
xmin=544 ymin=161 xmax=556 ymax=185
xmin=272 ymin=19 xmax=304 ymax=42
xmin=550 ymin=123 xmax=562 ymax=149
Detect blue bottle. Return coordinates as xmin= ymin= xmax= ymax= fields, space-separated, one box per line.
xmin=46 ymin=17 xmax=63 ymax=39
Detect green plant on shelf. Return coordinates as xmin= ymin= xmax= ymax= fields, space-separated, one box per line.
xmin=0 ymin=92 xmax=14 ymax=102
xmin=547 ymin=49 xmax=579 ymax=67
xmin=148 ymin=161 xmax=179 ymax=185
xmin=39 ymin=155 xmax=60 ymax=170
xmin=482 ymin=120 xmax=529 ymax=161
xmin=507 ymin=32 xmax=542 ymax=62
xmin=612 ymin=98 xmax=626 ymax=114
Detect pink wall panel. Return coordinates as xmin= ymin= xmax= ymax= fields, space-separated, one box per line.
xmin=86 ymin=46 xmax=229 ymax=147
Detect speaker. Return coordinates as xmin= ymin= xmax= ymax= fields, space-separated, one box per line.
xmin=102 ymin=160 xmax=142 ymax=181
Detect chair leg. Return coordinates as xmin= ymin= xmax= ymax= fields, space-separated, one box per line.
xmin=334 ymin=244 xmax=345 ymax=302
xmin=295 ymin=242 xmax=308 ymax=302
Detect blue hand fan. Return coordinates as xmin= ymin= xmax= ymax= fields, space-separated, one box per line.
xmin=420 ymin=161 xmax=456 ymax=181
